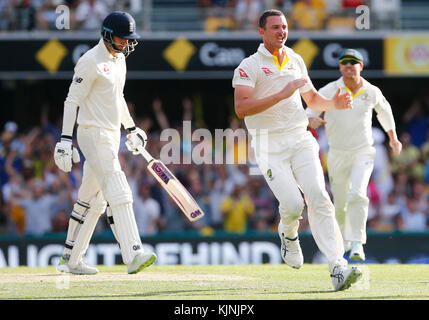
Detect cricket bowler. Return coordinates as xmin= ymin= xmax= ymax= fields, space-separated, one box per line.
xmin=232 ymin=9 xmax=362 ymax=291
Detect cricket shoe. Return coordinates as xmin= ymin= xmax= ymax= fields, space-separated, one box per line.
xmin=57 ymin=256 xmax=99 ymax=275
xmin=349 ymin=241 xmax=365 ymax=261
xmin=278 ymin=228 xmax=303 ymax=269
xmin=56 ymin=256 xmax=70 ymax=273
xmin=127 ymin=252 xmax=157 ymax=274
xmin=330 ymin=265 xmax=362 ymax=291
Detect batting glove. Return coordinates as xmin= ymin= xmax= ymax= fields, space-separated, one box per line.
xmin=54 ymin=135 xmax=80 ymax=172
xmin=126 ymin=127 xmax=147 ymax=155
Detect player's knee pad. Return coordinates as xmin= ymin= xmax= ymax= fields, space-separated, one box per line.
xmin=71 ymin=200 xmax=90 ymax=224
xmin=102 ymin=170 xmax=133 ymax=207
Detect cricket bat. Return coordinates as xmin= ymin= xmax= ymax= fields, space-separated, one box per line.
xmin=135 ymin=145 xmax=205 ymax=222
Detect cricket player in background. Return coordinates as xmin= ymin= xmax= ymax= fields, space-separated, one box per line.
xmin=232 ymin=9 xmax=362 ymax=291
xmin=307 ymin=49 xmax=402 ymax=261
xmin=54 ymin=11 xmax=157 ymax=274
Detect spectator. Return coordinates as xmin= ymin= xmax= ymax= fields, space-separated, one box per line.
xmin=390 ymin=132 xmax=423 ymax=180
xmin=402 ymin=98 xmax=429 ymax=148
xmin=235 ymin=0 xmax=263 ymax=30
xmin=51 ymin=209 xmax=69 ymax=232
xmin=372 ymin=126 xmax=395 ymax=203
xmin=221 ymin=183 xmax=254 ymax=233
xmin=186 ymin=167 xmax=211 ymax=230
xmin=248 ymin=176 xmax=276 ymax=231
xmin=10 ymin=179 xmax=57 ymax=235
xmin=13 ymin=0 xmax=36 ymax=30
xmin=74 ymin=0 xmax=109 ymax=31
xmin=398 ymin=196 xmax=428 ymax=232
xmin=290 ymin=0 xmax=327 ymax=30
xmin=208 ymin=165 xmax=234 ymax=229
xmin=341 ymin=0 xmax=365 ymax=10
xmin=370 ymin=191 xmax=401 ymax=232
xmin=198 ymin=0 xmax=237 ymax=32
xmin=134 ymin=182 xmax=161 ymax=236
xmin=36 ymin=0 xmax=70 ymax=31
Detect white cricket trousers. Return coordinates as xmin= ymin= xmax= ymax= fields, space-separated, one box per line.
xmin=76 ymin=125 xmax=143 ymax=265
xmin=252 ymin=130 xmax=346 ymax=271
xmin=327 ymin=146 xmax=376 ymax=244
xmin=76 ymin=125 xmax=122 ymax=204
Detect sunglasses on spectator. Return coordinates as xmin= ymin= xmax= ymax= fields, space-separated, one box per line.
xmin=340 ymin=58 xmax=361 ymax=65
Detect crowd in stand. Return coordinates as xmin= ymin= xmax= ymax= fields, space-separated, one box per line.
xmin=0 ymin=0 xmax=400 ymax=32
xmin=1 ymin=93 xmax=429 ymax=237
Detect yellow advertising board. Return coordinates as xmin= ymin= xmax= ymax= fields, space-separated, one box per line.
xmin=384 ymin=36 xmax=429 ymax=75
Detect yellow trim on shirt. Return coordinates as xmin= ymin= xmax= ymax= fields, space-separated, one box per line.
xmin=273 ymin=54 xmax=289 ymax=71
xmin=345 ymin=87 xmax=365 ymax=98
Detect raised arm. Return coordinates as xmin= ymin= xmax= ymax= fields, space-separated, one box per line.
xmin=301 ymin=88 xmax=353 ymax=112
xmin=234 ymin=78 xmax=308 ymax=119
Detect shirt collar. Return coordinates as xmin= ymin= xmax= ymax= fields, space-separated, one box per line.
xmin=257 ymin=43 xmax=290 ymax=58
xmin=337 ymin=76 xmax=368 ymax=98
xmin=97 ymin=38 xmax=123 ymax=61
xmin=337 ymin=76 xmax=369 ymax=89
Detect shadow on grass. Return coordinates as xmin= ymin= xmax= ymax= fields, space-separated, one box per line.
xmin=6 ymin=288 xmax=239 ymax=300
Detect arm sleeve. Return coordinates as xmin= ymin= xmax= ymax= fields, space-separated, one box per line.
xmin=232 ymin=58 xmax=257 ymax=88
xmin=296 ymin=54 xmax=315 ymax=94
xmin=306 ymin=84 xmax=332 ymax=117
xmin=121 ymin=96 xmax=135 ymax=130
xmin=62 ymin=56 xmax=97 ymax=137
xmin=374 ymin=87 xmax=396 ymax=133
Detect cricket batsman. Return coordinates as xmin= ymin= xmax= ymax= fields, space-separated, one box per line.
xmin=54 ymin=11 xmax=157 ymax=274
xmin=233 ymin=9 xmax=362 ymax=291
xmin=307 ymin=49 xmax=402 ymax=261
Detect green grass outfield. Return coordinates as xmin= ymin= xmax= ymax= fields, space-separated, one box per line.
xmin=0 ymin=264 xmax=428 ymax=300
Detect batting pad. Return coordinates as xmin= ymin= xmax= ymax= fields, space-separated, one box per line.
xmin=103 ymin=170 xmax=142 ymax=265
xmin=103 ymin=170 xmax=133 ymax=207
xmin=69 ymin=192 xmax=107 ymax=268
xmin=64 ymin=200 xmax=89 ymax=253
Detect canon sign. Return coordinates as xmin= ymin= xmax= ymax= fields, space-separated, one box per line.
xmin=323 ymin=43 xmax=369 ymax=67
xmin=199 ymin=42 xmax=245 ymax=67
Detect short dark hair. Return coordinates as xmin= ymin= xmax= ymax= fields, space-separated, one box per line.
xmin=259 ymin=9 xmax=284 ymax=29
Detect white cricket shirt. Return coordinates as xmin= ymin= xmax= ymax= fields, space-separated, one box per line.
xmin=307 ymin=77 xmax=396 ymax=151
xmin=232 ymin=43 xmax=314 ymax=136
xmin=64 ymin=38 xmax=135 ymax=132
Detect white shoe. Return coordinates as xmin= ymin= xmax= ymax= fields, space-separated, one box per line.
xmin=57 ymin=256 xmax=98 ymax=275
xmin=127 ymin=252 xmax=157 ymax=274
xmin=349 ymin=241 xmax=365 ymax=261
xmin=331 ymin=265 xmax=362 ymax=291
xmin=56 ymin=256 xmax=70 ymax=273
xmin=278 ymin=229 xmax=303 ymax=269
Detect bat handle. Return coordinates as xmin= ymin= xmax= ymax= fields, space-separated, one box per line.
xmin=136 ymin=145 xmax=154 ymax=163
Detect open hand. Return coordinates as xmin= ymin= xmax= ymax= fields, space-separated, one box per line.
xmin=332 ymin=89 xmax=353 ymax=110
xmin=279 ymin=78 xmax=308 ymax=100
